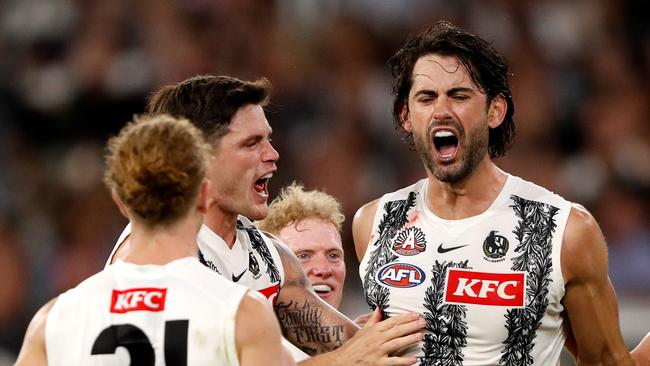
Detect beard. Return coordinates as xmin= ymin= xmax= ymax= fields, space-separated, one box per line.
xmin=413 ymin=120 xmax=489 ymax=184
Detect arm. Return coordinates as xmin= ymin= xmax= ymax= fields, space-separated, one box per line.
xmin=352 ymin=199 xmax=379 ymax=262
xmin=236 ymin=291 xmax=296 ymax=366
xmin=272 ymin=237 xmax=359 ymax=355
xmin=561 ymin=204 xmax=634 ymax=365
xmin=272 ymin=236 xmax=424 ymax=366
xmin=349 ymin=200 xmax=379 ymax=329
xmin=14 ymin=298 xmax=57 ymax=366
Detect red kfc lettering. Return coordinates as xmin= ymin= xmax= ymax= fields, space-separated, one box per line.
xmin=445 ymin=269 xmax=525 ymax=307
xmin=111 ymin=288 xmax=167 ymax=313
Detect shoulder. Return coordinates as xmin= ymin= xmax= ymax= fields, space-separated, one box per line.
xmin=561 ymin=203 xmax=608 ymax=284
xmin=29 ymin=298 xmax=57 ymax=338
xmin=263 ymin=233 xmax=301 ymax=276
xmin=58 ymin=269 xmax=109 ymax=301
xmin=510 ymin=175 xmax=570 ymax=206
xmin=235 ymin=291 xmax=278 ymax=339
xmin=352 ymin=199 xmax=381 ymax=260
xmin=14 ymin=298 xmax=57 ymax=366
xmin=354 ymin=199 xmax=381 ymax=223
xmin=175 ymin=259 xmax=245 ymax=293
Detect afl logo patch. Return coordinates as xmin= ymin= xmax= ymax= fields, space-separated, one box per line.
xmin=392 ymin=227 xmax=426 ymax=256
xmin=483 ymin=230 xmax=509 ymax=262
xmin=376 ymin=263 xmax=426 ymax=288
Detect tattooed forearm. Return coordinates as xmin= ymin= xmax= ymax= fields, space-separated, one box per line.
xmin=276 ymin=300 xmax=345 ymax=355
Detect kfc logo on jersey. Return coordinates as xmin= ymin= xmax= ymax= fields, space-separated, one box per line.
xmin=377 ymin=263 xmax=426 ymax=288
xmin=445 ymin=269 xmax=525 ymax=307
xmin=110 ymin=288 xmax=167 ymax=313
xmin=392 ymin=227 xmax=426 ymax=256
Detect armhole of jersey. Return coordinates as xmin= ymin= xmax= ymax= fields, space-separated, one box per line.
xmin=44 ymin=296 xmax=62 ymax=366
xmin=553 ymin=199 xmax=572 ymax=299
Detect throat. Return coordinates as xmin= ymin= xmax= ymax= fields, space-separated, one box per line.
xmin=425 ymin=168 xmax=508 ymax=220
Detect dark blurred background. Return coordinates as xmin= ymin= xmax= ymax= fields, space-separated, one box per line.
xmin=0 ymin=0 xmax=648 ymax=364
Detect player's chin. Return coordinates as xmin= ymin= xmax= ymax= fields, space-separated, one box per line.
xmin=247 ymin=203 xmax=269 ymax=221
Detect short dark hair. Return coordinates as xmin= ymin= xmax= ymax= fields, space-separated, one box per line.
xmin=388 ymin=21 xmax=515 ymax=158
xmin=146 ymin=75 xmax=272 ymax=144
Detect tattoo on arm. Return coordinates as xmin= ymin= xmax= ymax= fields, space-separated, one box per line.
xmin=266 ymin=233 xmax=358 ymax=355
xmin=275 ymin=300 xmax=345 ymax=356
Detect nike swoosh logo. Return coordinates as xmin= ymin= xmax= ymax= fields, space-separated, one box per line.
xmin=437 ymin=243 xmax=469 ymax=254
xmin=232 ymin=269 xmax=247 ymax=282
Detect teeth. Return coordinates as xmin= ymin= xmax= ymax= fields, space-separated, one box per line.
xmin=261 ymin=172 xmax=273 ymax=180
xmin=312 ymin=284 xmax=332 ymax=293
xmin=435 ymin=131 xmax=454 ymax=138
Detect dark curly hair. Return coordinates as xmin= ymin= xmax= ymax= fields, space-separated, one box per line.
xmin=388 ymin=21 xmax=515 ymax=158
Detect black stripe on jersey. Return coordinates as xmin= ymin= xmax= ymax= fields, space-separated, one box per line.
xmin=500 ymin=195 xmax=559 ymax=366
xmin=198 ymin=249 xmax=221 ymax=274
xmin=363 ymin=192 xmax=417 ymax=318
xmin=421 ymin=260 xmax=469 ymax=366
xmin=239 ymin=220 xmax=282 ymax=283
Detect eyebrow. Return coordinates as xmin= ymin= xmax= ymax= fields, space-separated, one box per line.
xmin=413 ymin=86 xmax=476 ymax=97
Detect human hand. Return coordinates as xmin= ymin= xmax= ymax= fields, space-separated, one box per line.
xmin=330 ymin=308 xmax=424 ymax=366
xmin=353 ymin=312 xmax=373 ymax=327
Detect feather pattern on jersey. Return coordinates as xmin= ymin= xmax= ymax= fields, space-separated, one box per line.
xmin=363 ymin=192 xmax=417 ymax=317
xmin=500 ymin=196 xmax=558 ymax=366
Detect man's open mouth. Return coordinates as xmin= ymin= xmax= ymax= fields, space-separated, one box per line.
xmin=432 ymin=130 xmax=459 ymax=161
xmin=254 ymin=173 xmax=273 ymax=197
xmin=312 ymin=284 xmax=333 ymax=294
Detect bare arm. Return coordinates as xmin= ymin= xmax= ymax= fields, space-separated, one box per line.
xmin=349 ymin=200 xmax=378 ymax=330
xmin=272 ymin=237 xmax=359 ymax=356
xmin=561 ymin=204 xmax=634 ymax=365
xmin=271 ymin=235 xmax=424 ymax=366
xmin=237 ymin=291 xmax=296 ymax=366
xmin=14 ymin=298 xmax=57 ymax=366
xmin=352 ymin=199 xmax=380 ymax=262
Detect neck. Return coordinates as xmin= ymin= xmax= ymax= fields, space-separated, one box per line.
xmin=204 ymin=207 xmax=238 ymax=248
xmin=122 ymin=215 xmax=201 ymax=265
xmin=426 ymin=158 xmax=507 ymax=220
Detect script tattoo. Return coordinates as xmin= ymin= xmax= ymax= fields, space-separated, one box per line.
xmin=275 ymin=300 xmax=344 ymax=355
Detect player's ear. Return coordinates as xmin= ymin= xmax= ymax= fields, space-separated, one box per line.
xmin=111 ymin=189 xmax=130 ymax=219
xmin=488 ymin=95 xmax=507 ymax=128
xmin=197 ymin=178 xmax=212 ymax=213
xmin=400 ymin=103 xmax=412 ymax=132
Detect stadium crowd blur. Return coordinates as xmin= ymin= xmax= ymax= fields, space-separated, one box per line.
xmin=0 ymin=0 xmax=648 ymax=363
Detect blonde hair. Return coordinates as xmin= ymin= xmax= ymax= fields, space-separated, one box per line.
xmin=104 ymin=114 xmax=211 ymax=225
xmin=257 ymin=182 xmax=344 ymax=234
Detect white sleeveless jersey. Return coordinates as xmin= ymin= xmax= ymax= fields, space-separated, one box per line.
xmin=107 ymin=216 xmax=284 ymax=306
xmin=46 ymin=257 xmax=247 ymax=366
xmin=359 ymin=174 xmax=571 ymax=366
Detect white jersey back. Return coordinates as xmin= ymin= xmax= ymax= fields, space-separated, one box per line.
xmin=46 ymin=258 xmax=248 ymax=366
xmin=107 ymin=216 xmax=284 ymax=305
xmin=359 ymin=174 xmax=571 ymax=366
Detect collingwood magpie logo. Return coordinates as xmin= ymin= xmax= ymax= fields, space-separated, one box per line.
xmin=392 ymin=227 xmax=426 ymax=256
xmin=248 ymin=251 xmax=261 ymax=279
xmin=483 ymin=230 xmax=509 ymax=262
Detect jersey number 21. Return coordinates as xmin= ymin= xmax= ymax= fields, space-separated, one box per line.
xmin=91 ymin=320 xmax=188 ymax=365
